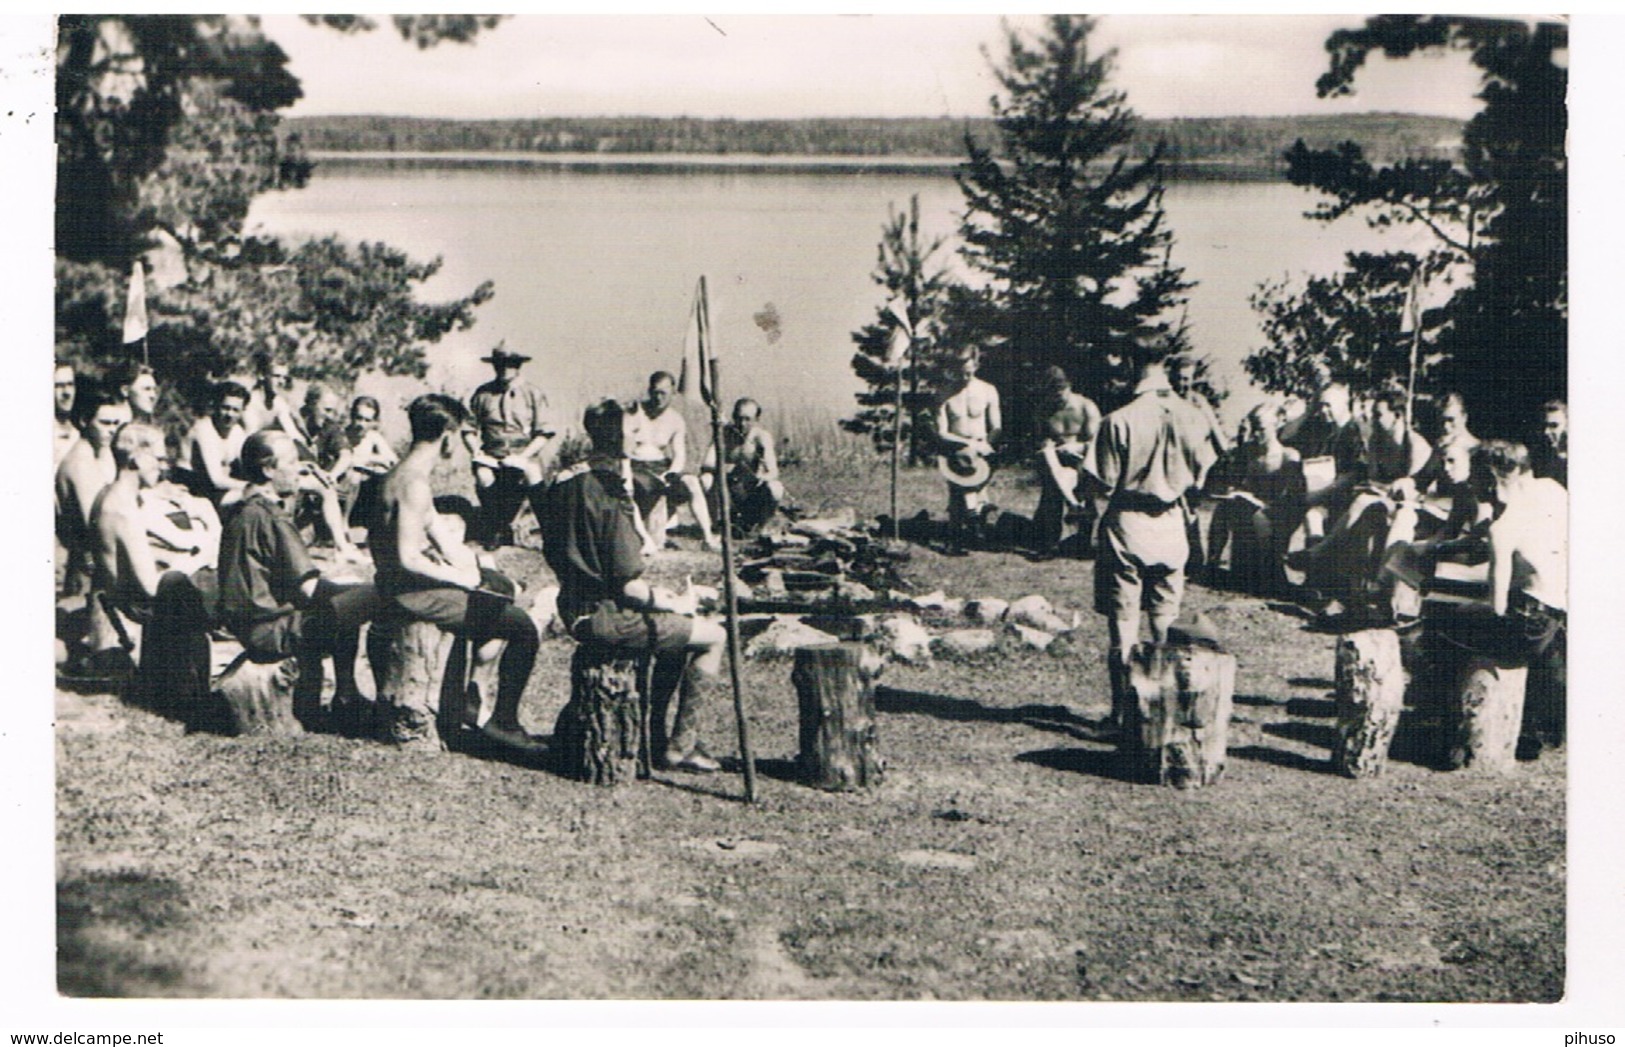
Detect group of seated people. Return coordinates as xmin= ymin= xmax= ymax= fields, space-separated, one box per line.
xmin=53 ymin=352 xmax=794 ymax=772
xmin=1199 ymin=383 xmax=1568 ymax=623
xmin=1200 ymin=381 xmax=1568 ymax=753
xmin=461 ymin=347 xmax=786 ymax=554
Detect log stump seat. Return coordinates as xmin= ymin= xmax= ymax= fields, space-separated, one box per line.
xmin=550 ymin=644 xmax=651 ymax=786
xmin=1120 ymin=642 xmax=1237 ymax=789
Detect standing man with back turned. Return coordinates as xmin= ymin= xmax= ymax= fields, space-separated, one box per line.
xmin=1092 ymin=327 xmax=1219 ymax=734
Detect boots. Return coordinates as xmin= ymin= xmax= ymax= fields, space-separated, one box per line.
xmin=1107 ymin=655 xmax=1137 ymax=744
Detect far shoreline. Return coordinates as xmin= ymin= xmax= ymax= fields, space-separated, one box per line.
xmin=307 ymin=149 xmax=1284 ymax=181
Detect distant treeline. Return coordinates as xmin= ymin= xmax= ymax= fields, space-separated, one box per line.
xmin=284 ymin=113 xmax=1463 ymax=175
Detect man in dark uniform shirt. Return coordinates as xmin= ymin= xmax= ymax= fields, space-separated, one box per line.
xmin=218 ymin=430 xmax=383 ymax=733
xmin=539 ymin=399 xmax=727 ymax=772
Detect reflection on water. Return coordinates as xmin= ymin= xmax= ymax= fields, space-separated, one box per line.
xmin=247 ymin=161 xmax=1433 ymax=434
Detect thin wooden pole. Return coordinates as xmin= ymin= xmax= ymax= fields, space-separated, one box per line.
xmin=890 ymin=350 xmax=903 ymax=542
xmin=698 ymin=277 xmax=758 ymax=803
xmin=1405 ymin=268 xmax=1423 ymax=430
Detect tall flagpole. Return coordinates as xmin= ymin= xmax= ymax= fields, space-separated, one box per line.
xmin=697 ymin=277 xmax=758 ymax=803
xmin=890 ymin=349 xmax=903 ymax=542
xmin=1404 ymin=267 xmax=1423 ymax=430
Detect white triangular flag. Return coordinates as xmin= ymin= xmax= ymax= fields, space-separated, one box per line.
xmin=122 ymin=261 xmax=149 ymax=344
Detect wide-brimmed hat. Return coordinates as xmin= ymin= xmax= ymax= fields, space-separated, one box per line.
xmin=937 ymin=449 xmax=992 ymax=489
xmin=481 ymin=343 xmax=531 ymax=366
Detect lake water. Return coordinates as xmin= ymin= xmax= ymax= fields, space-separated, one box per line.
xmin=246 ymin=157 xmax=1430 ymax=433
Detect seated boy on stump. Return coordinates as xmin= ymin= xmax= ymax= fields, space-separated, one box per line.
xmin=540 ymin=398 xmax=726 ymax=773
xmin=218 ymin=431 xmax=385 ymax=733
xmin=372 ymin=394 xmax=542 ymax=752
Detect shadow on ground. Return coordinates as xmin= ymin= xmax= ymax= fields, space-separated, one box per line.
xmin=58 ymin=871 xmax=198 ymax=997
xmin=876 ymin=685 xmax=1106 ymax=743
xmin=1014 ymin=745 xmax=1143 ymax=784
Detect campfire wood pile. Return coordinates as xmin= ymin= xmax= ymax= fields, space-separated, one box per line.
xmin=732 ymin=514 xmax=913 ymax=613
xmin=717 ymin=513 xmax=1089 ymax=666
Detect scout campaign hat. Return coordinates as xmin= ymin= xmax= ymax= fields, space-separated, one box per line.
xmin=937 ymin=449 xmax=992 ymax=489
xmin=481 ymin=342 xmax=531 ymax=366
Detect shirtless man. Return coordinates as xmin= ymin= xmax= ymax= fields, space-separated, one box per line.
xmin=335 ymin=395 xmax=398 ymax=529
xmin=372 ymin=394 xmax=543 ymax=752
xmin=1031 ymin=366 xmax=1100 ymax=556
xmin=1204 ymin=403 xmax=1305 ymax=596
xmin=53 ymin=361 xmax=79 ymax=469
xmin=181 ymin=381 xmax=250 ymax=505
xmin=1298 ymin=379 xmax=1367 ymax=540
xmin=340 ymin=395 xmax=398 ymax=478
xmin=702 ymin=397 xmax=786 ymax=538
xmin=56 ymin=390 xmax=131 ymax=596
xmin=1477 ymin=441 xmax=1567 ymax=755
xmin=935 ymin=350 xmax=1002 ymax=551
xmin=89 ymin=424 xmax=214 ymax=636
xmin=626 ymin=371 xmax=718 ymax=551
xmin=240 ymin=352 xmax=301 ymax=437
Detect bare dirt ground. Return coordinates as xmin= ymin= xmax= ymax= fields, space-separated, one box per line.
xmin=54 ymin=457 xmax=1564 ymax=1000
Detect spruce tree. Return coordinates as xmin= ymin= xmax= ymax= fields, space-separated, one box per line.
xmin=951 ymin=15 xmax=1191 ymax=438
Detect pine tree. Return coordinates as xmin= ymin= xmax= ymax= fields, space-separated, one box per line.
xmin=1280 ymin=15 xmax=1567 ymax=438
xmin=53 ymin=15 xmax=499 ymax=407
xmin=950 ymin=15 xmax=1192 ymax=441
xmin=845 ymin=195 xmax=958 ymax=462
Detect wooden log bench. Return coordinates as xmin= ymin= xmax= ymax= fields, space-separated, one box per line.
xmin=1332 ymin=628 xmax=1407 ymax=778
xmin=791 ymin=642 xmax=885 ymax=791
xmin=211 ymin=651 xmax=306 ymax=737
xmin=365 ymin=613 xmax=504 ymax=751
xmin=1446 ymin=655 xmax=1528 ymax=773
xmin=1120 ymin=642 xmax=1236 ymax=789
xmin=550 ymin=645 xmax=651 ymax=786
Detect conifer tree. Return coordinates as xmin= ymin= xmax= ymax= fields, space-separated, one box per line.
xmin=1270 ymin=15 xmax=1567 ymax=438
xmin=950 ymin=14 xmax=1192 ymax=439
xmin=845 ymin=195 xmax=958 ymax=462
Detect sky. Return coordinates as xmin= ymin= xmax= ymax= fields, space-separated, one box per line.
xmin=263 ymin=13 xmax=1501 ymax=123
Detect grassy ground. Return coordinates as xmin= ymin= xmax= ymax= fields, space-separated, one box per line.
xmin=54 ymin=447 xmax=1564 ymax=1000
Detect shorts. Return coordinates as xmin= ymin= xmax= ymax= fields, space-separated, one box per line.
xmin=631 ymin=460 xmax=692 ymax=505
xmin=390 ymin=585 xmax=510 ymax=640
xmin=1094 ymin=505 xmax=1188 ymax=618
xmin=240 ymin=610 xmax=309 ymax=662
xmin=570 ymin=599 xmax=694 ymax=654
